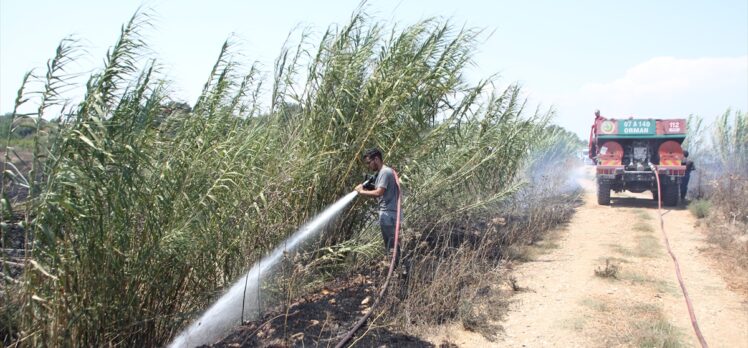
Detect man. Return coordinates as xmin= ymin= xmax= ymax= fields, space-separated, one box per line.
xmin=681 ymin=150 xmax=696 ymax=201
xmin=355 ymin=148 xmax=401 ymax=266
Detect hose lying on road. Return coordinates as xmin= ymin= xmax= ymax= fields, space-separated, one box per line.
xmin=335 ymin=168 xmax=402 ymax=348
xmin=651 ymin=164 xmax=709 ymax=348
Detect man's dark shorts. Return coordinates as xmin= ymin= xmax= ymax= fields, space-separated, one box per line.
xmin=379 ymin=211 xmax=398 ymax=249
xmin=379 ymin=211 xmax=401 ymax=266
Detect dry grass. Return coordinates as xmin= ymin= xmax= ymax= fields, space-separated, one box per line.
xmin=580 ymin=296 xmax=683 ymax=347
xmin=608 ymin=243 xmax=635 ymax=258
xmin=699 ymin=219 xmax=748 ymax=297
xmin=606 ymin=214 xmax=660 ymax=260
xmin=458 ymin=297 xmax=504 ymax=341
xmin=685 ymin=111 xmax=748 ymax=298
xmin=634 ymin=234 xmax=661 ymax=258
xmin=381 ymin=161 xmax=583 ymax=340
xmin=633 ymin=220 xmax=654 ymax=233
xmin=618 ymin=270 xmax=675 ymax=294
xmin=636 ymin=210 xmax=653 ymax=221
xmin=594 ymin=259 xmax=620 ymax=279
xmin=580 ymin=297 xmax=611 ymax=312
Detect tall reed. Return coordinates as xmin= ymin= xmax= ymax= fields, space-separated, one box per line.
xmin=3 ymin=9 xmax=581 ymax=346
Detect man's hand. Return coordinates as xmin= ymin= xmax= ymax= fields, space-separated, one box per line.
xmin=354 ymin=184 xmax=364 ymax=193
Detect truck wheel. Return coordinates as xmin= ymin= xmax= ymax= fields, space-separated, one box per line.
xmin=597 ymin=181 xmax=611 ymax=205
xmin=662 ymin=184 xmax=679 ymax=207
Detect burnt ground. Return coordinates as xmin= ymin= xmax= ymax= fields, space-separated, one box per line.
xmin=204 ymin=198 xmax=581 ymax=348
xmin=1 ymin=211 xmax=26 ymax=345
xmin=204 ymin=218 xmax=519 ymax=348
xmin=1 ymin=212 xmax=26 ymax=278
xmin=204 ymin=272 xmax=438 ymax=348
xmin=1 ymin=150 xmax=33 ymax=204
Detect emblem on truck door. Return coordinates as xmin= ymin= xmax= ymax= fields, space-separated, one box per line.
xmin=601 ymin=120 xmax=615 ymax=134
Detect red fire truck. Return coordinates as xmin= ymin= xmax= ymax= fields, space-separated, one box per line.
xmin=589 ymin=110 xmax=687 ymax=206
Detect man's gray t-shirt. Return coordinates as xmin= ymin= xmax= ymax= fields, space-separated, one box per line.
xmin=375 ymin=165 xmax=399 ymax=213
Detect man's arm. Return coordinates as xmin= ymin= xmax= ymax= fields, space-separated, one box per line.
xmin=355 ymin=184 xmax=385 ymax=197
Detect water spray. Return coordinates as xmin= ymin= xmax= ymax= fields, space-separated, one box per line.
xmin=169 ymin=191 xmax=359 ymax=348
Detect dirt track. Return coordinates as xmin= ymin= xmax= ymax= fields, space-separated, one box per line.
xmin=428 ymin=167 xmax=748 ymax=347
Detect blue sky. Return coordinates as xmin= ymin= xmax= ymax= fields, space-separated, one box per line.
xmin=1 ymin=0 xmax=746 ymax=137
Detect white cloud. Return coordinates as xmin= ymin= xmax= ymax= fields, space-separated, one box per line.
xmin=549 ymin=55 xmax=748 ymax=138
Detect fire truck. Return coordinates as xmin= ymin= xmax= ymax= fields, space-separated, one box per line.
xmin=589 ymin=111 xmax=687 ymax=206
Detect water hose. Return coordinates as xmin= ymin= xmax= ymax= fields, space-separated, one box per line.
xmin=335 ymin=168 xmax=402 ymax=348
xmin=651 ymin=164 xmax=708 ymax=348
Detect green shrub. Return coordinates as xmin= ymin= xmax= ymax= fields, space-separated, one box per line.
xmin=688 ymin=199 xmax=711 ymax=219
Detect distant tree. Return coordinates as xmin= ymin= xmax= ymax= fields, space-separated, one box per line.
xmin=0 ymin=113 xmax=54 ymax=140
xmin=0 ymin=113 xmax=12 ymax=139
xmin=161 ymin=101 xmax=192 ymax=115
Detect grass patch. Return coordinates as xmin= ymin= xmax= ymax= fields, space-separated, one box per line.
xmin=608 ymin=243 xmax=635 ymax=257
xmin=634 ymin=234 xmax=661 ymax=258
xmin=582 ymin=296 xmax=682 ymax=347
xmin=633 ymin=220 xmax=654 ymax=233
xmin=561 ymin=312 xmax=588 ymax=332
xmin=610 ymin=237 xmax=660 ymax=258
xmin=569 ymin=317 xmax=587 ymax=332
xmin=608 ymin=233 xmax=661 ymax=259
xmin=688 ymin=199 xmax=711 ymax=219
xmin=629 ymin=304 xmax=682 ymax=348
xmin=594 ymin=259 xmax=620 ymax=279
xmin=619 ymin=271 xmax=674 ymax=294
xmin=580 ymin=298 xmax=610 ymax=312
xmin=636 ymin=210 xmax=653 ymax=220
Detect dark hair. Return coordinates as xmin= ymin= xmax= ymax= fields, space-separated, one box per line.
xmin=683 ymin=150 xmax=689 ymax=157
xmin=364 ymin=148 xmax=382 ymax=161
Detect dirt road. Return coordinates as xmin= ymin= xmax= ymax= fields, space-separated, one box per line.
xmin=429 ymin=168 xmax=748 ymax=347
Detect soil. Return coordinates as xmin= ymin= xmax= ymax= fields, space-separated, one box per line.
xmin=427 ymin=167 xmax=748 ymax=347
xmin=204 ymin=272 xmax=434 ymax=348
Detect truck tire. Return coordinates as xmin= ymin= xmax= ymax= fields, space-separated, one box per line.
xmin=662 ymin=183 xmax=679 ymax=207
xmin=597 ymin=181 xmax=611 ymax=205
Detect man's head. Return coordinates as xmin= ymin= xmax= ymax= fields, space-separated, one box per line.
xmin=683 ymin=150 xmax=689 ymax=158
xmin=363 ymin=148 xmax=383 ymax=171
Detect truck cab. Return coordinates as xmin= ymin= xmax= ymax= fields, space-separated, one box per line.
xmin=589 ymin=111 xmax=687 ymax=206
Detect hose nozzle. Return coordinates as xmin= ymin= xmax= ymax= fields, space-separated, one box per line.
xmin=362 ymin=174 xmax=377 ymax=190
